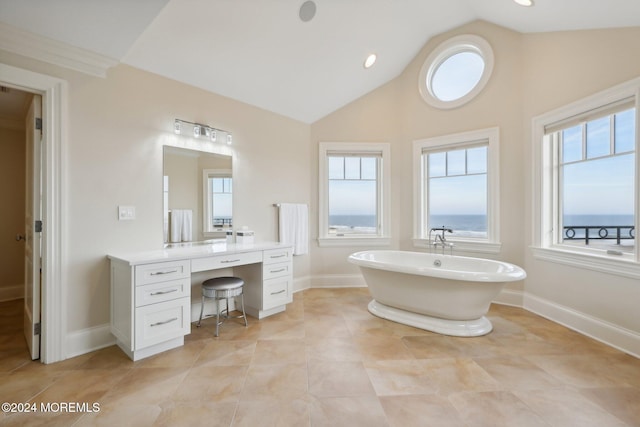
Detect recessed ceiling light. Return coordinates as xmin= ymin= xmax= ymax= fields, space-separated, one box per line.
xmin=513 ymin=0 xmax=534 ymax=6
xmin=364 ymin=54 xmax=377 ymax=69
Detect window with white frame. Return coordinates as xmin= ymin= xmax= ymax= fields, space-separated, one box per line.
xmin=203 ymin=169 xmax=232 ymax=233
xmin=413 ymin=127 xmax=500 ymax=253
xmin=532 ymin=78 xmax=640 ymax=278
xmin=418 ymin=34 xmax=494 ymax=110
xmin=318 ymin=142 xmax=390 ymax=246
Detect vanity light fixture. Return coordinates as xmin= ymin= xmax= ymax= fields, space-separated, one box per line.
xmin=174 ymin=119 xmax=232 ymax=144
xmin=513 ymin=0 xmax=533 ymax=6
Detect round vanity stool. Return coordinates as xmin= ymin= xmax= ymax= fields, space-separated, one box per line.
xmin=196 ymin=276 xmax=248 ymax=337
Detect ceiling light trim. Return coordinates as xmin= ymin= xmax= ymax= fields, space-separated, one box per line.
xmin=0 ymin=22 xmax=118 ymax=78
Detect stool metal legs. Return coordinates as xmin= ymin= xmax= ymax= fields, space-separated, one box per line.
xmin=197 ymin=295 xmax=206 ymax=327
xmin=240 ymin=294 xmax=248 ymax=327
xmin=197 ymin=294 xmax=248 ymax=337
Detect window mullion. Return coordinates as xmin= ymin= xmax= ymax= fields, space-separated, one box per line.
xmin=610 ymin=115 xmax=615 ymax=155
xmin=581 ymin=123 xmax=587 ymax=160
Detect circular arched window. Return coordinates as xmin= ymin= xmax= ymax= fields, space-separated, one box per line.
xmin=419 ymin=35 xmax=494 ymax=109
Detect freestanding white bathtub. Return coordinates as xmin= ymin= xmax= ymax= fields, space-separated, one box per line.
xmin=348 ymin=250 xmax=526 ymax=337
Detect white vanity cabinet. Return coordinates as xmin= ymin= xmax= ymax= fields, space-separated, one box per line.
xmin=110 ymin=259 xmax=191 ymax=361
xmin=242 ymin=247 xmax=293 ymax=317
xmin=109 ymin=242 xmax=294 ymax=360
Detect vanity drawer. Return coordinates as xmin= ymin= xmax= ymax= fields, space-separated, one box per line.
xmin=262 ymin=276 xmax=292 ymax=310
xmin=263 ymin=261 xmax=291 ymax=281
xmin=135 ymin=260 xmax=190 ymax=285
xmin=191 ymin=251 xmax=262 ymax=272
xmin=135 ymin=278 xmax=190 ymax=307
xmin=263 ymin=247 xmax=292 ymax=265
xmin=135 ymin=297 xmax=190 ymax=350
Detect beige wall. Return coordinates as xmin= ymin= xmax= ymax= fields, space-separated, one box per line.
xmin=1 ymin=19 xmax=639 ymax=352
xmin=522 ymin=28 xmax=640 ymax=332
xmin=0 ymin=125 xmax=25 ymax=300
xmin=0 ymin=51 xmax=310 ymax=333
xmin=310 ymin=21 xmax=526 ymax=293
xmin=311 ymin=22 xmax=640 ymax=340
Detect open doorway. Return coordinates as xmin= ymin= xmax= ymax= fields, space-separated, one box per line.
xmin=0 ymin=84 xmax=40 ymax=365
xmin=0 ymin=63 xmax=66 ymax=364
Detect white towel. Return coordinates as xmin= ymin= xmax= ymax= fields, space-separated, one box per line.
xmin=170 ymin=210 xmax=183 ymax=243
xmin=181 ymin=209 xmax=193 ymax=242
xmin=170 ymin=209 xmax=193 ymax=242
xmin=278 ymin=203 xmax=309 ymax=255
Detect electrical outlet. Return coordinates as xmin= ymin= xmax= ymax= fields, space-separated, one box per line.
xmin=118 ymin=205 xmax=136 ymax=221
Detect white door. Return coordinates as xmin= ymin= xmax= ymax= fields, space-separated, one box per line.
xmin=24 ymin=94 xmax=42 ymax=360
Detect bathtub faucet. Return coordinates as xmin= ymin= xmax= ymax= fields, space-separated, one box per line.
xmin=429 ymin=227 xmax=453 ymax=255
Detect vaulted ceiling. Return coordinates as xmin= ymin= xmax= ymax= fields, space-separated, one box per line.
xmin=1 ymin=0 xmax=640 ymax=123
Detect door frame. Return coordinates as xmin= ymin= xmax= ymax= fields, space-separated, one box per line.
xmin=0 ymin=63 xmax=67 ymax=364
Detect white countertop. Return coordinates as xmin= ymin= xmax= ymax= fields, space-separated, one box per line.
xmin=107 ymin=241 xmax=291 ymax=265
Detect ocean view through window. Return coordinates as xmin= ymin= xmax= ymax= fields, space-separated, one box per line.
xmin=319 ymin=142 xmax=391 ymax=246
xmin=413 ymin=127 xmax=500 ymax=253
xmin=532 ymin=79 xmax=640 ymax=276
xmin=328 ymin=155 xmax=378 ymax=235
xmin=555 ymin=107 xmax=635 ymax=251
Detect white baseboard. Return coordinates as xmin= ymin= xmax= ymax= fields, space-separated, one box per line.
xmin=310 ymin=274 xmax=366 ymax=288
xmin=65 ymin=324 xmax=115 ymax=359
xmin=493 ymin=288 xmax=524 ymax=307
xmin=0 ymin=284 xmax=24 ymax=302
xmin=524 ymin=293 xmax=640 ymax=359
xmin=293 ymin=276 xmax=311 ymax=293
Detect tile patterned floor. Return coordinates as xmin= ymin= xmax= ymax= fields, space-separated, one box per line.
xmin=1 ymin=288 xmax=639 ymax=426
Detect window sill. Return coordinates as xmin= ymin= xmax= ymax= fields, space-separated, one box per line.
xmin=413 ymin=238 xmax=501 ymax=254
xmin=317 ymin=236 xmax=391 ymax=248
xmin=531 ymin=246 xmax=640 ymax=279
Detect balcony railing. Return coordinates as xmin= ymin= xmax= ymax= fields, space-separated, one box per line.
xmin=563 ymin=225 xmax=635 ymax=245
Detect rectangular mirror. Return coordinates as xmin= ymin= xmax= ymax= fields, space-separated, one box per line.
xmin=163 ymin=146 xmax=232 ymax=245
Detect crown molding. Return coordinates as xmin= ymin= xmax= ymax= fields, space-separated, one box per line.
xmin=0 ymin=22 xmax=118 ymax=77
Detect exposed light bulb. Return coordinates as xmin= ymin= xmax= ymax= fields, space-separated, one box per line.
xmin=226 ymin=134 xmax=233 ymax=145
xmin=193 ymin=125 xmax=201 ymax=138
xmin=174 ymin=120 xmax=181 ymax=134
xmin=211 ymin=129 xmax=217 ymax=142
xmin=513 ymin=0 xmax=533 ymax=6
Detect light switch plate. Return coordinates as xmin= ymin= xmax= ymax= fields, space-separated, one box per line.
xmin=118 ymin=205 xmax=136 ymax=221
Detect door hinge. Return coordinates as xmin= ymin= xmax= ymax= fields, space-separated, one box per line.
xmin=35 ymin=220 xmax=43 ymax=233
xmin=34 ymin=322 xmax=41 ymax=335
xmin=35 ymin=117 xmax=42 ymax=130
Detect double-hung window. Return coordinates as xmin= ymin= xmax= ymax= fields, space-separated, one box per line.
xmin=413 ymin=127 xmax=500 ymax=253
xmin=532 ymin=78 xmax=640 ymax=277
xmin=318 ymin=142 xmax=390 ymax=246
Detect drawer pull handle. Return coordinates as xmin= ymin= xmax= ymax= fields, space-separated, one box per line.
xmin=221 ymin=259 xmax=241 ymax=264
xmin=270 ymin=254 xmax=286 ymax=259
xmin=150 ymin=317 xmax=178 ymax=327
xmin=270 ymin=290 xmax=286 ymax=295
xmin=151 ymin=270 xmax=178 ymax=276
xmin=270 ymin=268 xmax=286 ymax=274
xmin=150 ymin=289 xmax=178 ymax=296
